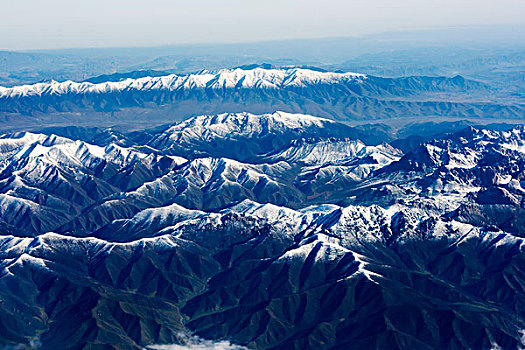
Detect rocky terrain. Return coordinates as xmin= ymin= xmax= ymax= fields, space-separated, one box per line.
xmin=0 ymin=111 xmax=523 ymax=349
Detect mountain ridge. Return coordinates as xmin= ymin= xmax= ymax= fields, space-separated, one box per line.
xmin=0 ymin=111 xmax=523 ymax=349
xmin=0 ymin=67 xmax=521 ymax=132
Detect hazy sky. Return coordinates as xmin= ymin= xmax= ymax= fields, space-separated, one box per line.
xmin=1 ymin=0 xmax=524 ymax=50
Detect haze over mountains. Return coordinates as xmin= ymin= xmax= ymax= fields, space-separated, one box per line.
xmin=1 ymin=26 xmax=523 ymax=98
xmin=0 ymin=26 xmax=524 ymax=349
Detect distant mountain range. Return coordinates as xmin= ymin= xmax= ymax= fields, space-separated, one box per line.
xmin=0 ymin=67 xmax=522 ymax=132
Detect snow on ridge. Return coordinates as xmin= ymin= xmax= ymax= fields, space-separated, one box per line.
xmin=162 ymin=111 xmax=334 ymax=142
xmin=132 ymin=203 xmax=205 ymax=225
xmin=0 ymin=68 xmax=367 ymax=99
xmin=268 ymin=138 xmax=402 ymax=166
xmin=0 ymin=131 xmax=171 ymax=171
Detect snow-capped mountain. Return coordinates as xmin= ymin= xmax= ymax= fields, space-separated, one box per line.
xmin=343 ymin=126 xmax=525 ymax=234
xmin=143 ymin=111 xmax=374 ymax=161
xmin=265 ymin=137 xmax=401 ymax=166
xmin=0 ymin=67 xmax=520 ymax=132
xmin=0 ymin=68 xmax=367 ymax=98
xmin=0 ymin=112 xmax=401 ymax=235
xmin=0 ymin=111 xmax=524 ymax=349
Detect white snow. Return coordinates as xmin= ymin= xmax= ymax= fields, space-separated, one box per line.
xmin=0 ymin=68 xmax=367 ymax=99
xmin=161 ymin=111 xmax=335 ymax=145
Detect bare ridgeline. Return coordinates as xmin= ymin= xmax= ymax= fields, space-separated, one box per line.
xmin=0 ymin=46 xmax=524 ymax=349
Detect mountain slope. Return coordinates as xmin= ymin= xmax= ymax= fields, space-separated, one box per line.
xmin=0 ymin=112 xmax=524 ymax=349
xmin=0 ymin=202 xmax=523 ymax=349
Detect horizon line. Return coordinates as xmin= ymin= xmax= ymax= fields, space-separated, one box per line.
xmin=3 ymin=23 xmax=525 ymax=53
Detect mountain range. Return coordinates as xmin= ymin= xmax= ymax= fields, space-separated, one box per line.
xmin=0 ymin=111 xmax=524 ymax=349
xmin=0 ymin=67 xmax=522 ymax=132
